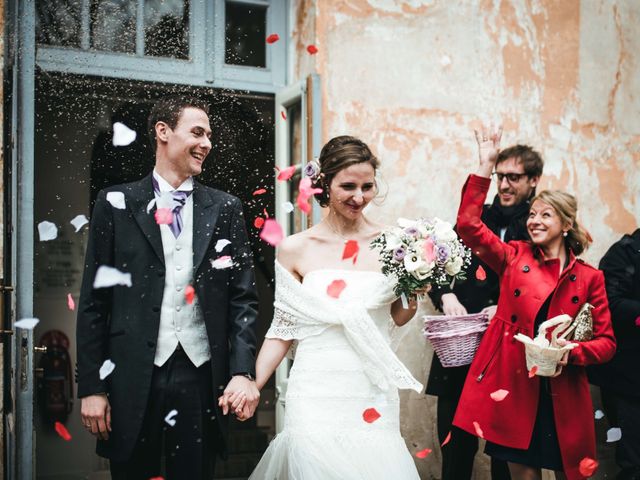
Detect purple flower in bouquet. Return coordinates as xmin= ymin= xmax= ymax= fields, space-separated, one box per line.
xmin=404 ymin=226 xmax=419 ymax=237
xmin=436 ymin=244 xmax=450 ymax=265
xmin=392 ymin=246 xmax=406 ymax=262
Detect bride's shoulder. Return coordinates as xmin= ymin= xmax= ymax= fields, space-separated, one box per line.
xmin=277 ymin=230 xmax=315 ymax=275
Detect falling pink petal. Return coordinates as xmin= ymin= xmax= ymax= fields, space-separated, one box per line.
xmin=579 ymin=457 xmax=598 ymax=477
xmin=306 ymin=44 xmax=318 ymax=55
xmin=266 ymin=33 xmax=280 ymax=44
xmin=154 ymin=208 xmax=173 ymax=225
xmin=327 ymin=279 xmax=347 ymax=299
xmin=253 ymin=188 xmax=267 ymax=196
xmin=635 ymin=316 xmax=640 ymax=327
xmin=528 ymin=365 xmax=538 ymax=378
xmin=362 ymin=408 xmax=381 ymax=423
xmin=475 ymin=265 xmax=487 ymax=281
xmin=441 ymin=431 xmax=452 ymax=447
xmin=254 ymin=217 xmax=265 ymax=229
xmin=473 ymin=421 xmax=484 ymax=438
xmin=210 ymin=256 xmax=234 ymax=270
xmin=490 ymin=389 xmax=509 ymax=402
xmin=277 ymin=165 xmax=296 ymax=181
xmin=415 ymin=448 xmax=432 ymax=459
xmin=54 ymin=422 xmax=72 ymax=441
xmin=296 ymin=177 xmax=323 ymax=214
xmin=259 ymin=219 xmax=284 ymax=246
xmin=296 ymin=192 xmax=311 ymax=214
xmin=67 ymin=293 xmax=75 ymax=311
xmin=185 ymin=285 xmax=196 ymax=304
xmin=342 ymin=240 xmax=359 ymax=263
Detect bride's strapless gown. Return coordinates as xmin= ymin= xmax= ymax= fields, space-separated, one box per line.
xmin=249 ymin=269 xmax=420 ymax=480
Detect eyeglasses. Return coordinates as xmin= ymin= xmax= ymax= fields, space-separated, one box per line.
xmin=492 ymin=172 xmax=529 ymax=184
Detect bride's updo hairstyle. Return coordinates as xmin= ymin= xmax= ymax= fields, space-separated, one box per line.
xmin=313 ymin=135 xmax=380 ymax=207
xmin=531 ymin=190 xmax=592 ymax=255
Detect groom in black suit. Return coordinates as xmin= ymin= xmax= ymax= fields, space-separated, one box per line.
xmin=76 ymin=96 xmax=260 ymax=479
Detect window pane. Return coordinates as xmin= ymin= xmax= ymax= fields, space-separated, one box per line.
xmin=36 ymin=0 xmax=82 ymax=48
xmin=90 ymin=0 xmax=136 ymax=53
xmin=225 ymin=2 xmax=267 ymax=68
xmin=144 ymin=0 xmax=190 ymax=59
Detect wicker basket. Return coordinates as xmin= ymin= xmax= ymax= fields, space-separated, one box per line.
xmin=423 ymin=313 xmax=489 ymax=367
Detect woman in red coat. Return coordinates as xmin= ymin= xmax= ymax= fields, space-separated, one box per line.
xmin=452 ymin=126 xmax=616 ymax=480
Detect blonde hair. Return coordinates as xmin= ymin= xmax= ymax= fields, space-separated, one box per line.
xmin=531 ymin=190 xmax=591 ymax=255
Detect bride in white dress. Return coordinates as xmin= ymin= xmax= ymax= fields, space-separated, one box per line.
xmin=227 ymin=136 xmax=423 ymax=479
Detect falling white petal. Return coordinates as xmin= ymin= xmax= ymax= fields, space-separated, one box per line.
xmin=15 ymin=318 xmax=40 ymax=330
xmin=38 ymin=221 xmax=58 ymax=241
xmin=210 ymin=256 xmax=234 ymax=270
xmin=93 ymin=266 xmax=132 ymax=288
xmin=594 ymin=409 xmax=604 ymax=420
xmin=440 ymin=54 xmax=452 ymax=66
xmin=606 ymin=427 xmax=622 ymax=443
xmin=99 ymin=359 xmax=116 ymax=380
xmin=70 ymin=215 xmax=89 ymax=232
xmin=112 ymin=122 xmax=137 ymax=147
xmin=164 ymin=409 xmax=178 ymax=427
xmin=146 ymin=198 xmax=157 ymax=213
xmin=106 ymin=192 xmax=126 ymax=210
xmin=215 ymin=239 xmax=231 ymax=252
xmin=282 ymin=201 xmax=294 ymax=213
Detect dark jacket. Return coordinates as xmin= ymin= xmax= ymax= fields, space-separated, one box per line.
xmin=76 ymin=174 xmax=258 ymax=461
xmin=426 ymin=194 xmax=530 ymax=398
xmin=588 ymin=228 xmax=640 ymax=397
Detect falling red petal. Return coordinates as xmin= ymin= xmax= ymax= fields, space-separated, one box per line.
xmin=149 ymin=477 xmax=165 ymax=480
xmin=253 ymin=188 xmax=267 ymax=196
xmin=266 ymin=33 xmax=280 ymax=44
xmin=155 ymin=208 xmax=173 ymax=225
xmin=475 ymin=265 xmax=487 ymax=281
xmin=306 ymin=44 xmax=319 ymax=55
xmin=277 ymin=165 xmax=297 ymax=181
xmin=578 ymin=457 xmax=599 ymax=477
xmin=259 ymin=219 xmax=284 ymax=246
xmin=54 ymin=422 xmax=72 ymax=441
xmin=441 ymin=431 xmax=452 ymax=447
xmin=67 ymin=293 xmax=75 ymax=311
xmin=342 ymin=240 xmax=360 ymax=261
xmin=362 ymin=407 xmax=381 ymax=423
xmin=326 ymin=279 xmax=347 ymax=299
xmin=528 ymin=365 xmax=538 ymax=378
xmin=185 ymin=285 xmax=196 ymax=305
xmin=280 ymin=110 xmax=287 ymax=121
xmin=473 ymin=421 xmax=484 ymax=438
xmin=415 ymin=448 xmax=432 ymax=459
xmin=490 ymin=389 xmax=509 ymax=402
xmin=254 ymin=217 xmax=265 ymax=229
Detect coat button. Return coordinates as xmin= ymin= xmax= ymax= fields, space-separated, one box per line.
xmin=569 ymin=274 xmax=577 ymax=281
xmin=572 ymin=296 xmax=579 ymax=304
xmin=511 ymin=314 xmax=517 ymax=323
xmin=514 ymin=289 xmax=521 ymax=297
xmin=147 ymin=340 xmax=156 ymax=348
xmin=522 ymin=265 xmax=530 ymax=273
xmin=158 ymin=271 xmax=165 ymax=278
xmin=152 ymin=306 xmax=160 ymax=313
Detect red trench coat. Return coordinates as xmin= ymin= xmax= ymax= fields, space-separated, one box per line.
xmin=452 ymin=175 xmax=616 ymax=480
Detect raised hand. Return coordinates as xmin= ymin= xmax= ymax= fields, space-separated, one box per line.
xmin=473 ymin=123 xmax=503 ymax=177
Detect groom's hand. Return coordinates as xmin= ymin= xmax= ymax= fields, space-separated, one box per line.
xmin=219 ymin=376 xmax=260 ymax=419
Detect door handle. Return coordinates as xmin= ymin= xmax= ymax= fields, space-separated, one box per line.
xmin=34 ymin=345 xmax=47 ymax=353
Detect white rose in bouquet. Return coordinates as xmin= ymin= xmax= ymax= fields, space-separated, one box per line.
xmin=404 ymin=252 xmax=434 ymax=280
xmin=434 ymin=218 xmax=457 ymax=242
xmin=384 ymin=232 xmax=403 ymax=251
xmin=397 ymin=218 xmax=417 ymax=229
xmin=445 ymin=256 xmax=463 ymax=275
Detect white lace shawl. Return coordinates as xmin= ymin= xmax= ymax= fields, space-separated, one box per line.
xmin=266 ymin=261 xmax=423 ymax=393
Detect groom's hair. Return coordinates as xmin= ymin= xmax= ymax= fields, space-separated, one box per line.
xmin=147 ymin=96 xmax=210 ymax=152
xmin=315 ymin=135 xmax=380 ymax=207
xmin=496 ymin=144 xmax=544 ymax=178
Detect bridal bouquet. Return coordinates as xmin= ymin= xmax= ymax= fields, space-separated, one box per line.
xmin=370 ymin=217 xmax=471 ymax=300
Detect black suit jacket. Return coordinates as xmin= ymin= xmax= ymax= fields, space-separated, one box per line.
xmin=76 ymin=174 xmax=258 ymax=461
xmin=588 ymin=229 xmax=640 ymax=397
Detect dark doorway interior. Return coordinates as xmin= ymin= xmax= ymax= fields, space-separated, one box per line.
xmin=33 ymin=71 xmax=275 ymax=479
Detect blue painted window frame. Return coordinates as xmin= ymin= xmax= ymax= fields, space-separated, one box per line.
xmin=35 ymin=0 xmax=287 ymax=93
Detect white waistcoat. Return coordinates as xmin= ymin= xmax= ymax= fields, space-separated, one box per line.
xmin=153 ymin=184 xmax=211 ymax=368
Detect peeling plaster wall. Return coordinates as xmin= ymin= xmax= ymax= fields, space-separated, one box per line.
xmin=293 ymin=1 xmax=638 ymax=478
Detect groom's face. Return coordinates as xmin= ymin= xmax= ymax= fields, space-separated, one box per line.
xmin=165 ymin=107 xmax=213 ymax=178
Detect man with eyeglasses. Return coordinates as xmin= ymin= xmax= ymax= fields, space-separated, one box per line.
xmin=427 ymin=144 xmax=543 ymax=480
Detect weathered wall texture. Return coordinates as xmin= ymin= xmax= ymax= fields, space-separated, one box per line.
xmin=293 ymin=1 xmax=639 ymax=478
